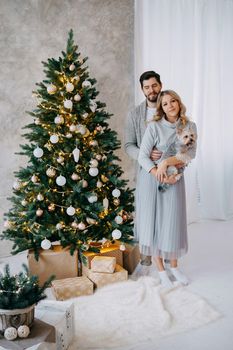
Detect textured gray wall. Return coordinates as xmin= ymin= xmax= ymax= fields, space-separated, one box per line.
xmin=0 ymin=0 xmax=134 ymax=256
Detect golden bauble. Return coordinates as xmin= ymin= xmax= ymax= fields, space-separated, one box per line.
xmin=101 ymin=175 xmax=109 ymax=183
xmin=76 ymin=208 xmax=82 ymax=215
xmin=113 ymin=198 xmax=120 ymax=206
xmin=48 ymin=203 xmax=55 ymax=211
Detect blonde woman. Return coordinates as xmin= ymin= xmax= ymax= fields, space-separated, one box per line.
xmin=137 ymin=90 xmax=197 ymax=288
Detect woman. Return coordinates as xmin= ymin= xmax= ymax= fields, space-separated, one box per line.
xmin=136 ymin=90 xmax=197 ymax=288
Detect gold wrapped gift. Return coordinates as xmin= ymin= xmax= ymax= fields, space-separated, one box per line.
xmin=91 ymin=256 xmax=116 ymax=273
xmin=28 ymin=246 xmax=78 ymax=287
xmin=82 ymin=264 xmax=128 ymax=289
xmin=51 ymin=276 xmax=94 ymax=300
xmin=83 ymin=244 xmax=123 ymax=268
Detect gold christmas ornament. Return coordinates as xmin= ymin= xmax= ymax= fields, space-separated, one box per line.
xmin=101 ymin=175 xmax=109 ymax=183
xmin=113 ymin=198 xmax=120 ymax=206
xmin=48 ymin=203 xmax=56 ymax=211
xmin=76 ymin=207 xmax=82 ymax=215
xmin=46 ymin=168 xmax=56 ymax=177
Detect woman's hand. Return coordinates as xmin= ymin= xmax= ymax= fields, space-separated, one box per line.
xmin=156 ymin=160 xmax=168 ymax=182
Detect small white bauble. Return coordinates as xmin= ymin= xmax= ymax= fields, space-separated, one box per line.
xmin=13 ymin=180 xmax=21 ymax=190
xmin=82 ymin=80 xmax=92 ymax=89
xmin=47 ymin=84 xmax=57 ymax=94
xmin=71 ymin=173 xmax=79 ymax=180
xmin=46 ymin=168 xmax=56 ymax=177
xmin=119 ymin=244 xmax=126 ymax=251
xmin=66 ymin=133 xmax=73 ymax=138
xmin=36 ymin=208 xmax=43 ymax=217
xmin=81 ymin=112 xmax=89 ymax=119
xmin=103 ymin=197 xmax=109 ymax=209
xmin=66 ymin=206 xmax=75 ymax=216
xmin=33 ymin=147 xmax=44 ymax=158
xmin=73 ymin=75 xmax=80 ymax=82
xmin=89 ymin=167 xmax=99 ymax=177
xmin=57 ymin=156 xmax=64 ymax=164
xmin=3 ymin=220 xmax=12 ymax=229
xmin=64 ymin=99 xmax=73 ymax=109
xmin=95 ymin=154 xmax=102 ymax=161
xmin=86 ymin=217 xmax=97 ymax=225
xmin=69 ymin=124 xmax=77 ymax=132
xmin=66 ymin=82 xmax=74 ymax=92
xmin=50 ymin=134 xmax=59 ymax=144
xmin=56 ymin=175 xmax=66 ymax=186
xmin=69 ymin=63 xmax=75 ymax=71
xmin=90 ymin=159 xmax=98 ymax=167
xmin=54 ymin=115 xmax=64 ymax=124
xmin=89 ymin=140 xmax=98 ymax=147
xmin=72 ymin=148 xmax=80 ymax=162
xmin=17 ymin=325 xmax=30 ymax=338
xmin=71 ymin=221 xmax=78 ymax=229
xmin=41 ymin=238 xmax=51 ymax=250
xmin=78 ymin=222 xmax=86 ymax=230
xmin=112 ymin=188 xmax=121 ymax=198
xmin=34 ymin=118 xmax=41 ymax=125
xmin=37 ymin=193 xmax=44 ymax=201
xmin=112 ymin=229 xmax=122 ymax=240
xmin=4 ymin=327 xmax=17 ymax=341
xmin=74 ymin=94 xmax=81 ymax=101
xmin=82 ymin=180 xmax=88 ymax=188
xmin=90 ymin=101 xmax=97 ymax=112
xmin=96 ymin=181 xmax=103 ymax=188
xmin=115 ymin=215 xmax=123 ymax=224
xmin=77 ymin=124 xmax=86 ymax=135
xmin=21 ymin=199 xmax=28 ymax=206
xmin=56 ymin=222 xmax=63 ymax=230
xmin=88 ymin=195 xmax=98 ymax=203
xmin=31 ymin=175 xmax=39 ymax=183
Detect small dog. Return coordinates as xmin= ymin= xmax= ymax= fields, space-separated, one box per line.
xmin=158 ymin=124 xmax=197 ymax=192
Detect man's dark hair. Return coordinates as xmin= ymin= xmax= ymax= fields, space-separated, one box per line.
xmin=139 ymin=71 xmax=161 ymax=88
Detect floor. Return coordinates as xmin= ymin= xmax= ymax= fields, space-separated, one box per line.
xmin=0 ymin=219 xmax=233 ymax=350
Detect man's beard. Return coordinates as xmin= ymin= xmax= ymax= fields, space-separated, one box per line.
xmin=147 ymin=93 xmax=158 ymax=103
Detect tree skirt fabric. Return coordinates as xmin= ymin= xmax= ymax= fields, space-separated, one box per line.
xmin=69 ymin=276 xmax=220 ymax=349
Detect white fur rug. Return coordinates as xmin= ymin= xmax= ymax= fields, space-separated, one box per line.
xmin=69 ymin=274 xmax=220 ymax=350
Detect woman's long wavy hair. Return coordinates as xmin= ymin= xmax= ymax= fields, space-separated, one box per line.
xmin=154 ymin=90 xmax=189 ymax=127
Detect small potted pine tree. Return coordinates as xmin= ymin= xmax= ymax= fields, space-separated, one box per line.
xmin=0 ymin=264 xmax=54 ymax=333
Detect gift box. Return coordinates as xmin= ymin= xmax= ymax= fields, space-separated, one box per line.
xmin=28 ymin=246 xmax=78 ymax=287
xmin=35 ymin=299 xmax=74 ymax=350
xmin=122 ymin=243 xmax=140 ymax=274
xmin=82 ymin=264 xmax=128 ymax=288
xmin=51 ymin=276 xmax=94 ymax=300
xmin=91 ymin=256 xmax=116 ymax=273
xmin=83 ymin=244 xmax=123 ymax=268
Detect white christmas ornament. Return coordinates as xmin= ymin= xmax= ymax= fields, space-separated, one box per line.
xmin=89 ymin=167 xmax=99 ymax=177
xmin=64 ymin=99 xmax=73 ymax=110
xmin=96 ymin=181 xmax=103 ymax=188
xmin=72 ymin=148 xmax=80 ymax=162
xmin=112 ymin=188 xmax=121 ymax=198
xmin=17 ymin=325 xmax=30 ymax=338
xmin=86 ymin=217 xmax=97 ymax=225
xmin=47 ymin=84 xmax=57 ymax=94
xmin=73 ymin=75 xmax=80 ymax=82
xmin=33 ymin=147 xmax=43 ymax=158
xmin=66 ymin=133 xmax=73 ymax=138
xmin=50 ymin=134 xmax=59 ymax=144
xmin=90 ymin=100 xmax=97 ymax=112
xmin=103 ymin=197 xmax=109 ymax=209
xmin=120 ymin=244 xmax=126 ymax=251
xmin=88 ymin=194 xmax=98 ymax=203
xmin=89 ymin=140 xmax=98 ymax=147
xmin=82 ymin=180 xmax=88 ymax=188
xmin=56 ymin=223 xmax=63 ymax=230
xmin=71 ymin=173 xmax=79 ymax=180
xmin=78 ymin=222 xmax=86 ymax=230
xmin=13 ymin=180 xmax=21 ymax=190
xmin=66 ymin=82 xmax=74 ymax=92
xmin=54 ymin=115 xmax=64 ymax=124
xmin=90 ymin=159 xmax=98 ymax=167
xmin=77 ymin=124 xmax=86 ymax=135
xmin=36 ymin=208 xmax=43 ymax=217
xmin=4 ymin=327 xmax=17 ymax=341
xmin=46 ymin=168 xmax=56 ymax=177
xmin=21 ymin=199 xmax=28 ymax=206
xmin=57 ymin=156 xmax=64 ymax=164
xmin=115 ymin=215 xmax=123 ymax=224
xmin=95 ymin=154 xmax=102 ymax=161
xmin=41 ymin=238 xmax=51 ymax=250
xmin=66 ymin=206 xmax=75 ymax=216
xmin=31 ymin=175 xmax=39 ymax=183
xmin=71 ymin=221 xmax=78 ymax=229
xmin=82 ymin=80 xmax=92 ymax=89
xmin=81 ymin=113 xmax=89 ymax=119
xmin=56 ymin=175 xmax=66 ymax=186
xmin=69 ymin=63 xmax=75 ymax=71
xmin=112 ymin=229 xmax=122 ymax=240
xmin=34 ymin=118 xmax=40 ymax=125
xmin=74 ymin=94 xmax=81 ymax=101
xmin=69 ymin=124 xmax=77 ymax=132
xmin=37 ymin=193 xmax=44 ymax=201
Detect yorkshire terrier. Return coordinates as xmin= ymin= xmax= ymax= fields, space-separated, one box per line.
xmin=158 ymin=124 xmax=197 ymax=192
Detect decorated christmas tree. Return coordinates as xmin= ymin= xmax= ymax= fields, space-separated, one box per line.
xmin=2 ymin=30 xmax=134 ymax=260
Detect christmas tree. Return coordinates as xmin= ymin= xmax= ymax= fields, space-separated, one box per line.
xmin=2 ymin=30 xmax=134 ymax=260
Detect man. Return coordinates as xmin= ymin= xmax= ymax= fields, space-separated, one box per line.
xmin=124 ymin=71 xmax=162 ymax=266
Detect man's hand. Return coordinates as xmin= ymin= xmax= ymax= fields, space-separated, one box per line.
xmin=150 ymin=148 xmax=162 ymax=162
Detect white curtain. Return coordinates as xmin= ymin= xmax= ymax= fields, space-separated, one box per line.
xmin=135 ymin=0 xmax=233 ymax=221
